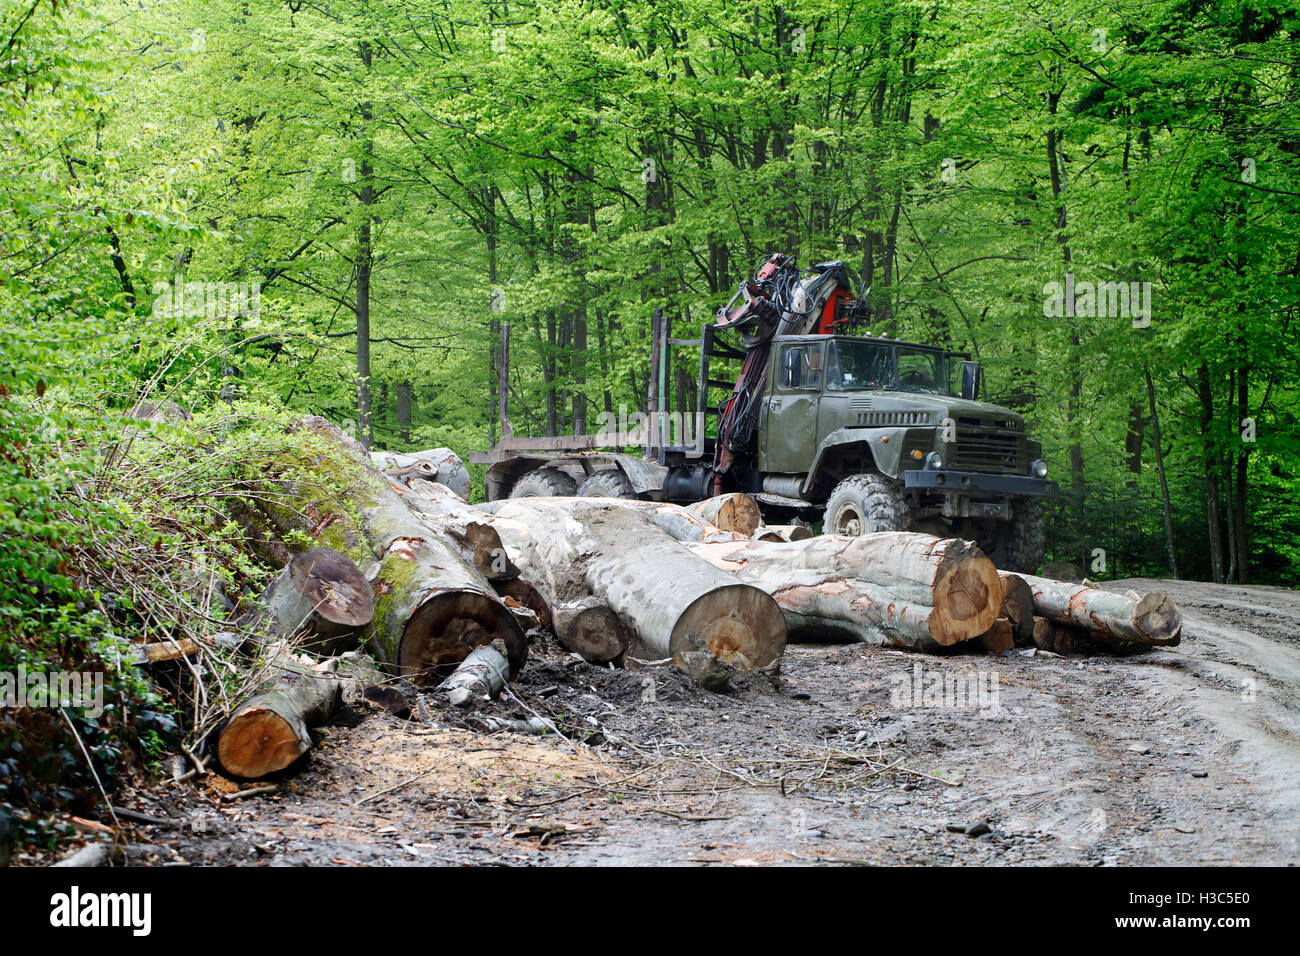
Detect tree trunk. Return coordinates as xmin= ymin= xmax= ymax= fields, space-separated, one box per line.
xmin=216 ymin=659 xmax=340 ymax=779
xmin=687 ymin=493 xmax=762 ymax=536
xmin=686 ymin=544 xmax=969 ymax=652
xmin=1145 ymin=364 xmax=1180 ymax=578
xmin=240 ymin=547 xmax=373 ymax=656
xmin=682 ymin=533 xmax=1000 ymax=642
xmin=489 ymin=499 xmax=786 ymax=668
xmin=478 ymin=502 xmax=630 ymax=664
xmin=1020 ymin=574 xmax=1181 ymax=646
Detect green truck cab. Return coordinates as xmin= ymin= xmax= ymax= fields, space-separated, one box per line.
xmin=749 ymin=334 xmax=1055 ymax=571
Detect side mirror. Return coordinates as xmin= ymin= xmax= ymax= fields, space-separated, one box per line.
xmin=961 ymin=362 xmax=982 ymax=401
xmin=782 ymin=349 xmax=801 ymax=388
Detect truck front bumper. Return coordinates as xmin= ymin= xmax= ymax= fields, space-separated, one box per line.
xmin=903 ymin=469 xmax=1059 ymax=497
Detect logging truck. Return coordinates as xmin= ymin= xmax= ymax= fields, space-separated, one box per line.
xmin=471 ymin=256 xmax=1058 ymax=574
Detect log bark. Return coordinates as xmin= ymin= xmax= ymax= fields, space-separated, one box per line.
xmin=1020 ymin=575 xmax=1181 ymax=646
xmin=444 ymin=640 xmax=510 ymax=707
xmin=489 ymin=499 xmax=786 ymax=669
xmin=997 ymin=572 xmax=1035 ymax=645
xmin=241 ymin=548 xmax=373 ymax=655
xmin=481 ymin=504 xmax=634 ymax=664
xmin=687 ymin=493 xmax=762 ymax=536
xmin=687 ymin=542 xmax=957 ymax=651
xmin=684 ymin=533 xmax=999 ymax=644
xmin=216 ymin=659 xmax=341 ymax=779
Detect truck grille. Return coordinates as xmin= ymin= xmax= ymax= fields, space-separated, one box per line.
xmin=952 ymin=418 xmax=1024 ymax=474
xmin=856 ymin=411 xmax=929 ymax=426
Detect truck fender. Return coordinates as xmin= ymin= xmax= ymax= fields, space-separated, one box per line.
xmin=601 ymin=454 xmax=669 ymax=496
xmin=802 ymin=425 xmax=934 ymax=497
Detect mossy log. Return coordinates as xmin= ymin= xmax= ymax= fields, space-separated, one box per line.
xmin=240 ymin=417 xmax=526 ymax=684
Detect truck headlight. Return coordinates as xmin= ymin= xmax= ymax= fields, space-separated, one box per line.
xmin=1032 ymin=459 xmax=1048 ymax=478
xmin=926 ymin=452 xmax=945 ymax=470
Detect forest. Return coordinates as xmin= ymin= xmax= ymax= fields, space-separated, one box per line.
xmin=1 ymin=0 xmax=1298 ymax=849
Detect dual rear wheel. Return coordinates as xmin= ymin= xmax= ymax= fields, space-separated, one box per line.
xmin=509 ymin=467 xmax=635 ymax=499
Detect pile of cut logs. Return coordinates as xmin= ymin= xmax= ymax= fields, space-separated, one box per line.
xmin=190 ymin=416 xmax=1181 ymax=781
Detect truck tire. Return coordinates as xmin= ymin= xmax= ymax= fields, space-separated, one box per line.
xmin=577 ymin=469 xmax=636 ymax=498
xmin=823 ymin=473 xmax=909 ymax=536
xmin=509 ymin=467 xmax=577 ymax=498
xmin=999 ymin=500 xmax=1046 ymax=574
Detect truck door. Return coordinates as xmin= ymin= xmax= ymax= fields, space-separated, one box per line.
xmin=760 ymin=342 xmax=824 ymax=473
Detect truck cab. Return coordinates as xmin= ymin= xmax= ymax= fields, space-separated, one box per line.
xmin=751 ymin=335 xmax=1055 ymax=570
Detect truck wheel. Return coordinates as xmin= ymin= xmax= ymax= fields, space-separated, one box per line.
xmin=509 ymin=467 xmax=577 ymax=498
xmin=577 ymin=469 xmax=636 ymax=498
xmin=999 ymin=500 xmax=1046 ymax=574
xmin=824 ymin=473 xmax=908 ymax=536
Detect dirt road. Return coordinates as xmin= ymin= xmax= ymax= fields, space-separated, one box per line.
xmin=114 ymin=578 xmax=1300 ymax=866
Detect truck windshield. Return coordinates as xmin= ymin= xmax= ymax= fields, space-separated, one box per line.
xmin=827 ymin=341 xmax=949 ymax=395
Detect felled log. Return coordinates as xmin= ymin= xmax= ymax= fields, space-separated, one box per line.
xmin=481 ymin=495 xmax=746 ymax=544
xmin=243 ymin=418 xmax=526 ymax=683
xmin=50 ymin=843 xmax=111 ymax=868
xmin=754 ymin=524 xmax=813 ymax=542
xmin=443 ymin=640 xmax=510 ymax=707
xmin=1031 ymin=615 xmax=1056 ymax=652
xmin=482 ymin=505 xmax=632 ymax=664
xmin=489 ymin=499 xmax=786 ymax=669
xmin=372 ymin=447 xmax=470 ymax=499
xmin=1020 ymin=575 xmax=1181 ymax=646
xmin=977 ymin=617 xmax=1014 ymax=655
xmin=998 ymin=572 xmax=1035 ymax=645
xmin=216 ymin=658 xmax=341 ymax=779
xmin=366 ymin=519 xmax=525 ymax=685
xmin=241 ymin=548 xmax=373 ymax=655
xmin=687 ymin=543 xmax=962 ymax=651
xmin=687 ymin=493 xmax=762 ymax=536
xmin=684 ymin=533 xmax=1000 ymax=645
xmin=401 ymin=479 xmax=521 ymax=582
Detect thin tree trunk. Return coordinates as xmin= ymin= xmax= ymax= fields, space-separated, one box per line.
xmin=1144 ymin=364 xmax=1180 ymax=578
